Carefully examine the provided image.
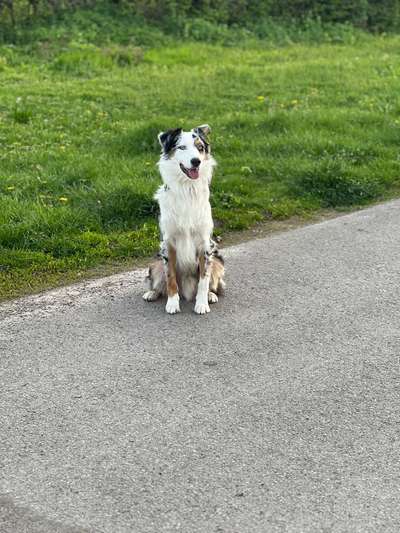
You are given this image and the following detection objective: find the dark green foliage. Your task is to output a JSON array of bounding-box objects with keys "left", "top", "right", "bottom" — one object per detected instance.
[
  {"left": 269, "top": 0, "right": 369, "bottom": 27},
  {"left": 0, "top": 0, "right": 399, "bottom": 36},
  {"left": 367, "top": 0, "right": 400, "bottom": 31}
]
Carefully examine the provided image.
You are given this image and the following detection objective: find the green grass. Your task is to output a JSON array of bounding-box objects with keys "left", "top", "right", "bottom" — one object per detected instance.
[{"left": 1, "top": 26, "right": 400, "bottom": 300}]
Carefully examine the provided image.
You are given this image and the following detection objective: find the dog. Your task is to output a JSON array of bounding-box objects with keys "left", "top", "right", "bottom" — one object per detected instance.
[{"left": 142, "top": 124, "right": 225, "bottom": 314}]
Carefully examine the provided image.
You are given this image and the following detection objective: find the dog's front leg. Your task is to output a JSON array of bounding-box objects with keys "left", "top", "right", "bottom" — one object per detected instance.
[
  {"left": 165, "top": 243, "right": 180, "bottom": 314},
  {"left": 194, "top": 251, "right": 211, "bottom": 315}
]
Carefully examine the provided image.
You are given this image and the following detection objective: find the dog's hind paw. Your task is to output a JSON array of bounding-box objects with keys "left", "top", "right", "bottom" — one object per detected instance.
[
  {"left": 143, "top": 290, "right": 159, "bottom": 302},
  {"left": 166, "top": 294, "right": 180, "bottom": 314},
  {"left": 194, "top": 302, "right": 210, "bottom": 315},
  {"left": 208, "top": 292, "right": 218, "bottom": 304}
]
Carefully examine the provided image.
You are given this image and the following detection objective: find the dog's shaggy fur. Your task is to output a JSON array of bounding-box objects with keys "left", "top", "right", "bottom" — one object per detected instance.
[{"left": 143, "top": 124, "right": 225, "bottom": 314}]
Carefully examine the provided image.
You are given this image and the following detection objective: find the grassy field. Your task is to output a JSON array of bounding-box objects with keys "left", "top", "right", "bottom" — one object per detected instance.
[{"left": 1, "top": 22, "right": 400, "bottom": 300}]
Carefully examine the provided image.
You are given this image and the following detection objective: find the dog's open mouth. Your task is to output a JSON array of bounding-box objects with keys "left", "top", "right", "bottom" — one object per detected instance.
[{"left": 180, "top": 163, "right": 199, "bottom": 180}]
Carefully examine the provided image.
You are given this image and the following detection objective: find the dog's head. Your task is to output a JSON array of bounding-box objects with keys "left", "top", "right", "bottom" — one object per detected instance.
[{"left": 157, "top": 125, "right": 212, "bottom": 181}]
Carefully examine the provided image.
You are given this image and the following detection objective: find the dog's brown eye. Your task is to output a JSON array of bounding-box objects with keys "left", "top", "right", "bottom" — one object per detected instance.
[
  {"left": 178, "top": 146, "right": 186, "bottom": 150},
  {"left": 198, "top": 145, "right": 204, "bottom": 152}
]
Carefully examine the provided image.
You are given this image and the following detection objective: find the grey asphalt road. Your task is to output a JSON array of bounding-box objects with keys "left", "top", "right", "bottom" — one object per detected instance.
[{"left": 1, "top": 201, "right": 400, "bottom": 533}]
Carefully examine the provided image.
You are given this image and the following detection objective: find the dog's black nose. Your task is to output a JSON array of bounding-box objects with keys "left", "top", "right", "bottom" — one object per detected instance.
[{"left": 191, "top": 158, "right": 201, "bottom": 168}]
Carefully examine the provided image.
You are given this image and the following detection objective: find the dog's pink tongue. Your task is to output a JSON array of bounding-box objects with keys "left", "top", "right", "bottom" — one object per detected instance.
[{"left": 188, "top": 168, "right": 199, "bottom": 179}]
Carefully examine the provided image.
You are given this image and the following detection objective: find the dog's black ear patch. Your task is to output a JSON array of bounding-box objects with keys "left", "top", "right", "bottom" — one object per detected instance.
[
  {"left": 193, "top": 124, "right": 211, "bottom": 153},
  {"left": 158, "top": 128, "right": 182, "bottom": 155}
]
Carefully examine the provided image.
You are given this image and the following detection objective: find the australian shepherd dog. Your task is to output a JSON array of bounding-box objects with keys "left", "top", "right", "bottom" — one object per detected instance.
[{"left": 143, "top": 124, "right": 225, "bottom": 314}]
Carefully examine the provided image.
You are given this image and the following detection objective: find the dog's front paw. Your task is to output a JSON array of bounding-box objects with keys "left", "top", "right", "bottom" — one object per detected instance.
[
  {"left": 194, "top": 301, "right": 210, "bottom": 315},
  {"left": 166, "top": 294, "right": 180, "bottom": 314}
]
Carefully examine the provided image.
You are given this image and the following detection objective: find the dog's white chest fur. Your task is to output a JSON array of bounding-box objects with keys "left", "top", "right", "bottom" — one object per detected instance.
[{"left": 155, "top": 157, "right": 215, "bottom": 270}]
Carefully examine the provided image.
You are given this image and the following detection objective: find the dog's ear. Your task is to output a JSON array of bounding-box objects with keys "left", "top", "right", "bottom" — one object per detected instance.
[
  {"left": 193, "top": 124, "right": 211, "bottom": 153},
  {"left": 194, "top": 124, "right": 211, "bottom": 137},
  {"left": 158, "top": 128, "right": 182, "bottom": 154}
]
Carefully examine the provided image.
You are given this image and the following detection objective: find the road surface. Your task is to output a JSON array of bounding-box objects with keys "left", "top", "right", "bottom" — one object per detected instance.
[{"left": 1, "top": 201, "right": 400, "bottom": 532}]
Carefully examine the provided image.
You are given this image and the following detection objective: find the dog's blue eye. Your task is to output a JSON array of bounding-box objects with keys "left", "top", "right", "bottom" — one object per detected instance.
[{"left": 178, "top": 146, "right": 186, "bottom": 150}]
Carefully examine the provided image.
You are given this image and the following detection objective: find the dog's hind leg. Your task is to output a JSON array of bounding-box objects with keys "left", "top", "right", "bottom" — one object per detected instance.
[
  {"left": 143, "top": 260, "right": 165, "bottom": 302},
  {"left": 207, "top": 253, "right": 225, "bottom": 304}
]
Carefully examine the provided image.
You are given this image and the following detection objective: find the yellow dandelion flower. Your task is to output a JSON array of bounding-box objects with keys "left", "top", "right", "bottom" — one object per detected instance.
[
  {"left": 291, "top": 99, "right": 299, "bottom": 105},
  {"left": 59, "top": 197, "right": 68, "bottom": 203},
  {"left": 257, "top": 95, "right": 265, "bottom": 102},
  {"left": 6, "top": 186, "right": 15, "bottom": 191}
]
